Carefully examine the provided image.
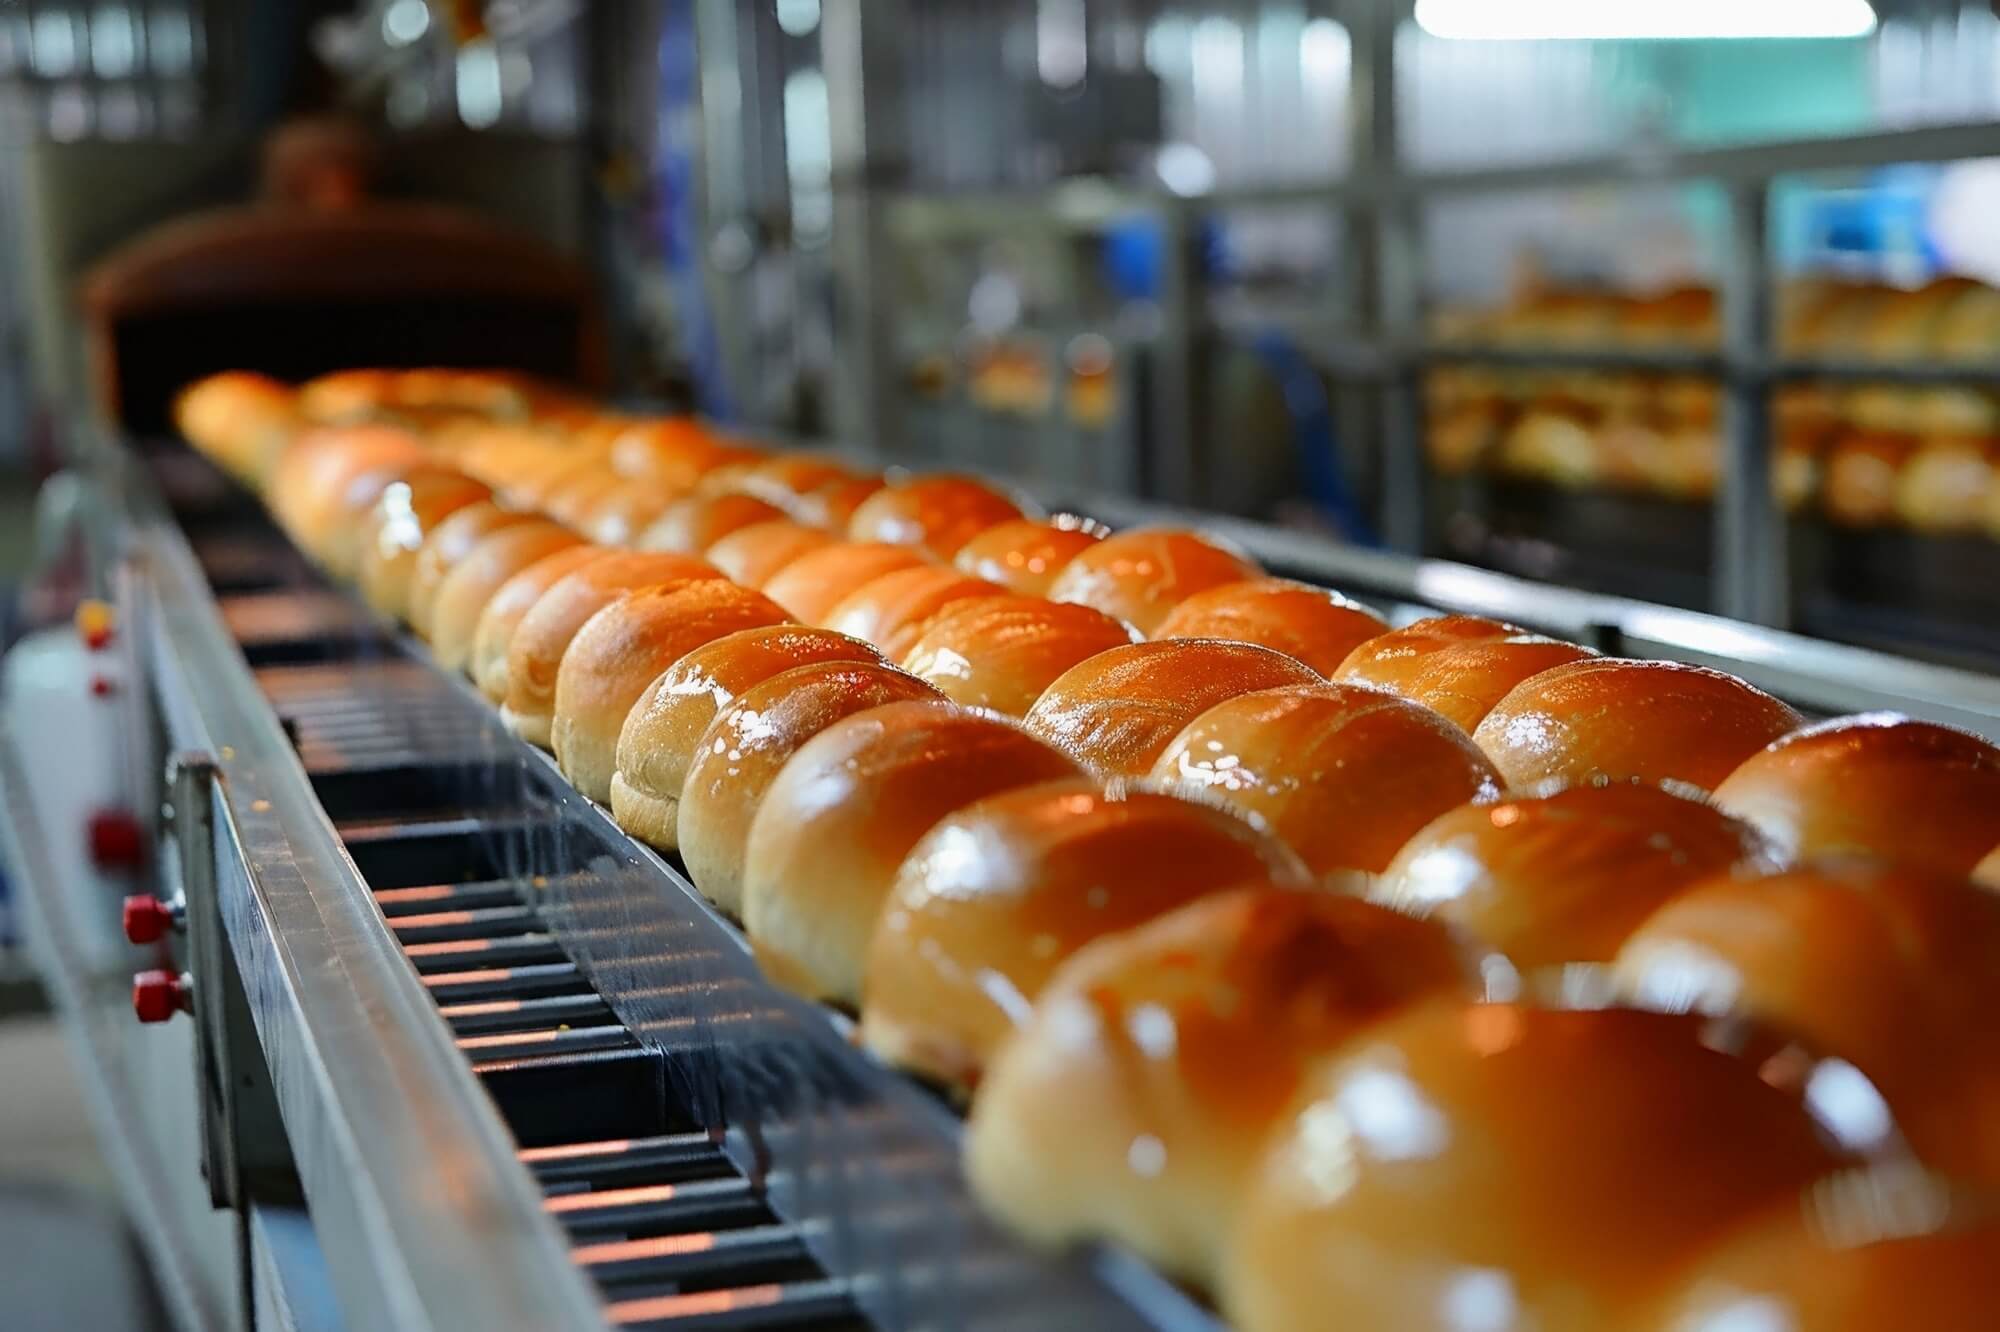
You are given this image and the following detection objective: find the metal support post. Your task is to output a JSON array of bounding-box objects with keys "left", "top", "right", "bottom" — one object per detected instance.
[
  {"left": 1347, "top": 1, "right": 1425, "bottom": 553},
  {"left": 1715, "top": 181, "right": 1788, "bottom": 626},
  {"left": 822, "top": 0, "right": 907, "bottom": 456},
  {"left": 1151, "top": 206, "right": 1203, "bottom": 504},
  {"left": 693, "top": 0, "right": 760, "bottom": 420}
]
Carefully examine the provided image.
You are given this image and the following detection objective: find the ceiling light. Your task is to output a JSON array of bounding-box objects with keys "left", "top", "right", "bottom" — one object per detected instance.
[{"left": 1414, "top": 0, "right": 1877, "bottom": 41}]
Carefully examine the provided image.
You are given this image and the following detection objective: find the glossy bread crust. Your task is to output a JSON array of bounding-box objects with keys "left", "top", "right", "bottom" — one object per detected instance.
[
  {"left": 845, "top": 474, "right": 1027, "bottom": 557},
  {"left": 860, "top": 780, "right": 1311, "bottom": 1089},
  {"left": 1711, "top": 713, "right": 2000, "bottom": 877},
  {"left": 468, "top": 545, "right": 609, "bottom": 696},
  {"left": 425, "top": 521, "right": 583, "bottom": 668},
  {"left": 743, "top": 702, "right": 1083, "bottom": 1005},
  {"left": 951, "top": 517, "right": 1107, "bottom": 596},
  {"left": 1375, "top": 781, "right": 1772, "bottom": 969},
  {"left": 403, "top": 500, "right": 538, "bottom": 635},
  {"left": 759, "top": 542, "right": 930, "bottom": 626},
  {"left": 1222, "top": 1002, "right": 1841, "bottom": 1332},
  {"left": 354, "top": 469, "right": 495, "bottom": 621},
  {"left": 610, "top": 625, "right": 885, "bottom": 850},
  {"left": 821, "top": 566, "right": 1003, "bottom": 660},
  {"left": 899, "top": 596, "right": 1139, "bottom": 718},
  {"left": 1151, "top": 683, "right": 1502, "bottom": 882},
  {"left": 1634, "top": 1188, "right": 2000, "bottom": 1332},
  {"left": 675, "top": 661, "right": 945, "bottom": 913},
  {"left": 1369, "top": 635, "right": 1598, "bottom": 732},
  {"left": 1616, "top": 861, "right": 2000, "bottom": 1185},
  {"left": 967, "top": 889, "right": 1470, "bottom": 1284},
  {"left": 1045, "top": 529, "right": 1262, "bottom": 635},
  {"left": 551, "top": 581, "right": 790, "bottom": 802},
  {"left": 498, "top": 552, "right": 720, "bottom": 746},
  {"left": 704, "top": 520, "right": 839, "bottom": 589},
  {"left": 1023, "top": 639, "right": 1320, "bottom": 777},
  {"left": 636, "top": 491, "right": 788, "bottom": 553},
  {"left": 1474, "top": 658, "right": 1801, "bottom": 792},
  {"left": 1153, "top": 578, "right": 1389, "bottom": 676},
  {"left": 1331, "top": 614, "right": 1521, "bottom": 691}
]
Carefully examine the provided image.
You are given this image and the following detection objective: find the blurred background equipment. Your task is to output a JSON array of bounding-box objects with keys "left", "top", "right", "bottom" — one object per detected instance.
[{"left": 6, "top": 1, "right": 2000, "bottom": 663}]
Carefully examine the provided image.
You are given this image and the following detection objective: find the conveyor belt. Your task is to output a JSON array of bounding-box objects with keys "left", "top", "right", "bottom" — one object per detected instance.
[
  {"left": 230, "top": 607, "right": 870, "bottom": 1330},
  {"left": 154, "top": 445, "right": 1203, "bottom": 1330}
]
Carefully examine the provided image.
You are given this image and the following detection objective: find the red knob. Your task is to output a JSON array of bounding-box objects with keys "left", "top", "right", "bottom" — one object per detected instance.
[
  {"left": 132, "top": 970, "right": 189, "bottom": 1024},
  {"left": 90, "top": 675, "right": 117, "bottom": 698},
  {"left": 88, "top": 809, "right": 146, "bottom": 871},
  {"left": 122, "top": 895, "right": 175, "bottom": 944}
]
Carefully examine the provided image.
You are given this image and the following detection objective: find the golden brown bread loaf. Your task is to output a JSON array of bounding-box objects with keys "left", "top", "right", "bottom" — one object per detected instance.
[
  {"left": 267, "top": 424, "right": 430, "bottom": 574},
  {"left": 538, "top": 466, "right": 623, "bottom": 529},
  {"left": 1633, "top": 1171, "right": 2000, "bottom": 1332},
  {"left": 607, "top": 418, "right": 758, "bottom": 492},
  {"left": 1331, "top": 613, "right": 1522, "bottom": 690},
  {"left": 609, "top": 626, "right": 885, "bottom": 850},
  {"left": 429, "top": 524, "right": 586, "bottom": 670},
  {"left": 497, "top": 552, "right": 719, "bottom": 745},
  {"left": 1023, "top": 639, "right": 1321, "bottom": 777},
  {"left": 1616, "top": 861, "right": 2000, "bottom": 1185},
  {"left": 354, "top": 469, "right": 495, "bottom": 622},
  {"left": 967, "top": 889, "right": 1471, "bottom": 1284},
  {"left": 951, "top": 516, "right": 1108, "bottom": 596},
  {"left": 508, "top": 449, "right": 613, "bottom": 514},
  {"left": 469, "top": 545, "right": 611, "bottom": 697},
  {"left": 1364, "top": 634, "right": 1598, "bottom": 732},
  {"left": 697, "top": 454, "right": 868, "bottom": 518},
  {"left": 844, "top": 473, "right": 1027, "bottom": 557},
  {"left": 821, "top": 566, "right": 1003, "bottom": 661},
  {"left": 742, "top": 702, "right": 1084, "bottom": 1006},
  {"left": 1045, "top": 528, "right": 1262, "bottom": 634},
  {"left": 1374, "top": 781, "right": 1772, "bottom": 969},
  {"left": 1152, "top": 578, "right": 1388, "bottom": 676},
  {"left": 637, "top": 491, "right": 789, "bottom": 554},
  {"left": 1895, "top": 437, "right": 1995, "bottom": 534},
  {"left": 1474, "top": 658, "right": 1802, "bottom": 792},
  {"left": 859, "top": 779, "right": 1311, "bottom": 1089},
  {"left": 402, "top": 501, "right": 539, "bottom": 635},
  {"left": 1710, "top": 713, "right": 2000, "bottom": 877},
  {"left": 798, "top": 473, "right": 887, "bottom": 529},
  {"left": 174, "top": 370, "right": 300, "bottom": 485},
  {"left": 677, "top": 661, "right": 945, "bottom": 913},
  {"left": 1822, "top": 431, "right": 1911, "bottom": 528},
  {"left": 575, "top": 481, "right": 679, "bottom": 547},
  {"left": 551, "top": 582, "right": 790, "bottom": 802},
  {"left": 898, "top": 596, "right": 1138, "bottom": 717},
  {"left": 703, "top": 520, "right": 837, "bottom": 589},
  {"left": 1220, "top": 1002, "right": 1845, "bottom": 1332},
  {"left": 1150, "top": 683, "right": 1501, "bottom": 883},
  {"left": 758, "top": 542, "right": 930, "bottom": 625}
]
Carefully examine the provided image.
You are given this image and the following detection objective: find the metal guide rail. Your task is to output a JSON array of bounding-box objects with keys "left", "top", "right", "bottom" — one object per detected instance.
[
  {"left": 111, "top": 438, "right": 1214, "bottom": 1332},
  {"left": 926, "top": 460, "right": 2000, "bottom": 744}
]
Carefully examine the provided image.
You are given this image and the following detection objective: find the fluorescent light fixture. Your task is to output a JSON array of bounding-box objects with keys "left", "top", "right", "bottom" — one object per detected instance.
[{"left": 1414, "top": 0, "right": 1877, "bottom": 41}]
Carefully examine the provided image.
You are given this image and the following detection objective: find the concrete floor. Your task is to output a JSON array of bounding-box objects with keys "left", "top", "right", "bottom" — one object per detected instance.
[{"left": 0, "top": 1011, "right": 167, "bottom": 1331}]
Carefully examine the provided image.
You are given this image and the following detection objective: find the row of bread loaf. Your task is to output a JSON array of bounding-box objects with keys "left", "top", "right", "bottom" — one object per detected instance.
[
  {"left": 1427, "top": 275, "right": 2000, "bottom": 536},
  {"left": 1429, "top": 275, "right": 2000, "bottom": 362},
  {"left": 1429, "top": 386, "right": 2000, "bottom": 537},
  {"left": 176, "top": 366, "right": 2000, "bottom": 1331}
]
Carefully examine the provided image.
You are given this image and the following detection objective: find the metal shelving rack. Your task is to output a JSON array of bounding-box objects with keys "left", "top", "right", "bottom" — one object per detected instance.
[{"left": 825, "top": 3, "right": 2000, "bottom": 633}]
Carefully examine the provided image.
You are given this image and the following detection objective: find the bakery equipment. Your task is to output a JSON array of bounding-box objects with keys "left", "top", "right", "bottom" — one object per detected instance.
[{"left": 7, "top": 421, "right": 2000, "bottom": 1331}]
